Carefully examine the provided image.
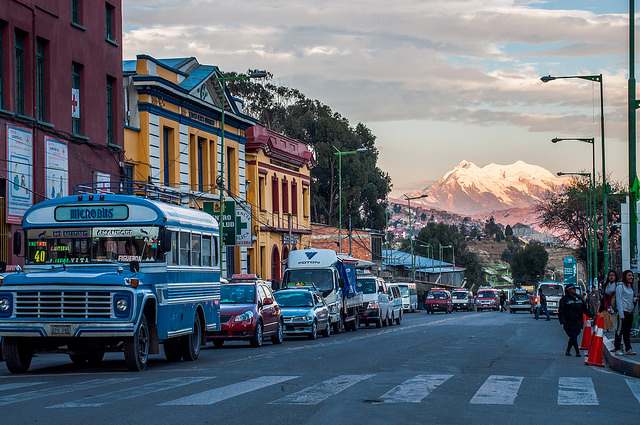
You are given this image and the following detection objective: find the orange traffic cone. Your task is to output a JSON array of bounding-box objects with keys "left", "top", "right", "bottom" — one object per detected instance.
[
  {"left": 583, "top": 313, "right": 588, "bottom": 325},
  {"left": 585, "top": 316, "right": 605, "bottom": 367},
  {"left": 579, "top": 318, "right": 592, "bottom": 350}
]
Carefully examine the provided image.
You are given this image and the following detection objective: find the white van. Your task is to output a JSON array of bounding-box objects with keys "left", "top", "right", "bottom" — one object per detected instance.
[
  {"left": 356, "top": 275, "right": 392, "bottom": 327},
  {"left": 537, "top": 281, "right": 564, "bottom": 314},
  {"left": 395, "top": 282, "right": 418, "bottom": 312}
]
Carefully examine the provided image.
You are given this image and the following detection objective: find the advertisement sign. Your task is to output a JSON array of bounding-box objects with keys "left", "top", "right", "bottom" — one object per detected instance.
[
  {"left": 46, "top": 138, "right": 68, "bottom": 199},
  {"left": 563, "top": 256, "right": 577, "bottom": 286},
  {"left": 235, "top": 204, "right": 252, "bottom": 247},
  {"left": 203, "top": 200, "right": 252, "bottom": 247},
  {"left": 6, "top": 124, "right": 33, "bottom": 224}
]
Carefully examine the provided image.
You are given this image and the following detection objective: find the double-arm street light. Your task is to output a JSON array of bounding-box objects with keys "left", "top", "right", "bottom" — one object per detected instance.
[
  {"left": 439, "top": 245, "right": 454, "bottom": 286},
  {"left": 215, "top": 71, "right": 267, "bottom": 274},
  {"left": 541, "top": 74, "right": 609, "bottom": 277},
  {"left": 334, "top": 146, "right": 367, "bottom": 252},
  {"left": 557, "top": 171, "right": 596, "bottom": 286},
  {"left": 404, "top": 194, "right": 428, "bottom": 282}
]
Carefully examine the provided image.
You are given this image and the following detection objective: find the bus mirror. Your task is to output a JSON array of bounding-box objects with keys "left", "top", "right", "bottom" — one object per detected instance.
[
  {"left": 13, "top": 231, "right": 22, "bottom": 256},
  {"left": 159, "top": 230, "right": 172, "bottom": 254},
  {"left": 338, "top": 277, "right": 344, "bottom": 289},
  {"left": 0, "top": 261, "right": 6, "bottom": 273},
  {"left": 130, "top": 261, "right": 140, "bottom": 273}
]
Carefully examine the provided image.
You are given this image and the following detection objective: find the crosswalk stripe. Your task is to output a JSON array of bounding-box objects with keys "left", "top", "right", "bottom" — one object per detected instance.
[
  {"left": 379, "top": 374, "right": 453, "bottom": 403},
  {"left": 47, "top": 377, "right": 214, "bottom": 408},
  {"left": 558, "top": 377, "right": 598, "bottom": 405},
  {"left": 269, "top": 374, "right": 375, "bottom": 405},
  {"left": 626, "top": 378, "right": 640, "bottom": 405},
  {"left": 470, "top": 375, "right": 523, "bottom": 405},
  {"left": 0, "top": 378, "right": 136, "bottom": 407},
  {"left": 0, "top": 382, "right": 47, "bottom": 392},
  {"left": 159, "top": 376, "right": 297, "bottom": 406}
]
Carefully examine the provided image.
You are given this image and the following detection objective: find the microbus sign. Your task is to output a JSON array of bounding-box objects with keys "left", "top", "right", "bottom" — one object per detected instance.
[
  {"left": 563, "top": 256, "right": 577, "bottom": 286},
  {"left": 55, "top": 205, "right": 129, "bottom": 221}
]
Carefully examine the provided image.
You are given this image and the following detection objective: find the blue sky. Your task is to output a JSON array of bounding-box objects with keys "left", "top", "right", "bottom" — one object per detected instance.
[{"left": 122, "top": 0, "right": 637, "bottom": 196}]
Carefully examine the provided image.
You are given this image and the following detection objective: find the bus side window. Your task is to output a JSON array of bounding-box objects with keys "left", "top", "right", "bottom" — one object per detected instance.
[
  {"left": 179, "top": 231, "right": 191, "bottom": 266},
  {"left": 169, "top": 231, "right": 178, "bottom": 265},
  {"left": 202, "top": 235, "right": 212, "bottom": 266},
  {"left": 213, "top": 236, "right": 219, "bottom": 267},
  {"left": 191, "top": 233, "right": 201, "bottom": 266}
]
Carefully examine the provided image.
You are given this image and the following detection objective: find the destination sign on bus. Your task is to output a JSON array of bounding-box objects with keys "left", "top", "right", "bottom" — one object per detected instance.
[{"left": 55, "top": 205, "right": 129, "bottom": 221}]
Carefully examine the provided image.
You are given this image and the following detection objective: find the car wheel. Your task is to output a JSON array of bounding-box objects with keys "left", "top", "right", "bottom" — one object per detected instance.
[
  {"left": 181, "top": 313, "right": 202, "bottom": 361},
  {"left": 382, "top": 313, "right": 389, "bottom": 327},
  {"left": 212, "top": 339, "right": 225, "bottom": 348},
  {"left": 3, "top": 337, "right": 33, "bottom": 373},
  {"left": 321, "top": 320, "right": 331, "bottom": 337},
  {"left": 271, "top": 319, "right": 284, "bottom": 344},
  {"left": 308, "top": 320, "right": 318, "bottom": 340},
  {"left": 250, "top": 320, "right": 264, "bottom": 347},
  {"left": 124, "top": 313, "right": 150, "bottom": 372},
  {"left": 164, "top": 337, "right": 182, "bottom": 361},
  {"left": 396, "top": 312, "right": 402, "bottom": 325},
  {"left": 333, "top": 317, "right": 343, "bottom": 334},
  {"left": 376, "top": 316, "right": 383, "bottom": 328}
]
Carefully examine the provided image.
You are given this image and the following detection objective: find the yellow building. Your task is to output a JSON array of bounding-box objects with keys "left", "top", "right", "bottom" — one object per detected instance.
[
  {"left": 245, "top": 124, "right": 316, "bottom": 282},
  {"left": 122, "top": 55, "right": 256, "bottom": 276}
]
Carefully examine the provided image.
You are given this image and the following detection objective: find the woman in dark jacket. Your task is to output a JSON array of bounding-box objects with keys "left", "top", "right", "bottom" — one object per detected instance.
[{"left": 558, "top": 284, "right": 593, "bottom": 357}]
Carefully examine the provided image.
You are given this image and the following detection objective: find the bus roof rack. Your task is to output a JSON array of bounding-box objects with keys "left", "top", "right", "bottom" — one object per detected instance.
[{"left": 73, "top": 181, "right": 184, "bottom": 205}]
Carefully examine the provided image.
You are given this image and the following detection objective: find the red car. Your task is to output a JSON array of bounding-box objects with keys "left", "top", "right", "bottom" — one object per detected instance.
[
  {"left": 207, "top": 275, "right": 283, "bottom": 348},
  {"left": 424, "top": 289, "right": 453, "bottom": 314}
]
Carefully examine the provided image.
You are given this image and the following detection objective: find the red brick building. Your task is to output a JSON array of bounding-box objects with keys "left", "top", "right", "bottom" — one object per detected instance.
[
  {"left": 310, "top": 223, "right": 384, "bottom": 264},
  {"left": 0, "top": 1, "right": 124, "bottom": 268}
]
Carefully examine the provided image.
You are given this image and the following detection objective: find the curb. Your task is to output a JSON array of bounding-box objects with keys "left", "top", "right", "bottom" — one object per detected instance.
[{"left": 602, "top": 334, "right": 640, "bottom": 377}]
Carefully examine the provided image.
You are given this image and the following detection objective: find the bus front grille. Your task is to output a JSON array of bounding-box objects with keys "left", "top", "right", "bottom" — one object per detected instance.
[{"left": 15, "top": 291, "right": 112, "bottom": 319}]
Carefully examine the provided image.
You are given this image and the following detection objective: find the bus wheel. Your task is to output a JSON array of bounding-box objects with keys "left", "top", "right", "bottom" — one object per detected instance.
[
  {"left": 164, "top": 338, "right": 182, "bottom": 362},
  {"left": 124, "top": 314, "right": 149, "bottom": 371},
  {"left": 182, "top": 313, "right": 202, "bottom": 361},
  {"left": 3, "top": 337, "right": 33, "bottom": 373}
]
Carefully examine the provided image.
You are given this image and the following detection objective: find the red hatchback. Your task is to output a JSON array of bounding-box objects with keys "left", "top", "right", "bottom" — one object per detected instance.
[
  {"left": 425, "top": 289, "right": 453, "bottom": 314},
  {"left": 207, "top": 275, "right": 283, "bottom": 348}
]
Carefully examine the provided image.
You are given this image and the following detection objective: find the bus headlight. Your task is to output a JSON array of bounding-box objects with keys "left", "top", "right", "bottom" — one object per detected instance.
[
  {"left": 0, "top": 293, "right": 12, "bottom": 317},
  {"left": 0, "top": 298, "right": 10, "bottom": 311},
  {"left": 114, "top": 293, "right": 132, "bottom": 318}
]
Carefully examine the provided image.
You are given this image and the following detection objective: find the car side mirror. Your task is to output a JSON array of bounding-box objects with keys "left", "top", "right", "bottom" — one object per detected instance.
[
  {"left": 0, "top": 261, "right": 6, "bottom": 273},
  {"left": 159, "top": 229, "right": 172, "bottom": 254},
  {"left": 263, "top": 298, "right": 273, "bottom": 305},
  {"left": 13, "top": 231, "right": 22, "bottom": 256},
  {"left": 338, "top": 277, "right": 344, "bottom": 289}
]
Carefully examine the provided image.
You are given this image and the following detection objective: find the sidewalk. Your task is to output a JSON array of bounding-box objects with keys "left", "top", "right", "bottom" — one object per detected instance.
[{"left": 602, "top": 331, "right": 640, "bottom": 377}]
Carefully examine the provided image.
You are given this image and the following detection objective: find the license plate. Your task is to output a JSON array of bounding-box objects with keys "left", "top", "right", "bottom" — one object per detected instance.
[{"left": 51, "top": 325, "right": 71, "bottom": 335}]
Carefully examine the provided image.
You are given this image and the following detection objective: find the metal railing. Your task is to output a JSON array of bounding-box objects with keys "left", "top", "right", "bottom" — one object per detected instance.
[{"left": 73, "top": 180, "right": 183, "bottom": 205}]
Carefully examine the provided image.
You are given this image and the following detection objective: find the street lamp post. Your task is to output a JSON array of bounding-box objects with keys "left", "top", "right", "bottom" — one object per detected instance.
[
  {"left": 215, "top": 71, "right": 267, "bottom": 276},
  {"left": 557, "top": 171, "right": 595, "bottom": 286},
  {"left": 553, "top": 137, "right": 597, "bottom": 284},
  {"left": 439, "top": 245, "right": 453, "bottom": 286},
  {"left": 541, "top": 74, "right": 608, "bottom": 277},
  {"left": 404, "top": 194, "right": 428, "bottom": 282},
  {"left": 333, "top": 146, "right": 367, "bottom": 252}
]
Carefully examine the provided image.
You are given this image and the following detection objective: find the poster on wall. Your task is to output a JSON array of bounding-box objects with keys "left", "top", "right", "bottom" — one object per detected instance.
[
  {"left": 46, "top": 138, "right": 68, "bottom": 199},
  {"left": 94, "top": 171, "right": 111, "bottom": 193},
  {"left": 6, "top": 124, "right": 33, "bottom": 224}
]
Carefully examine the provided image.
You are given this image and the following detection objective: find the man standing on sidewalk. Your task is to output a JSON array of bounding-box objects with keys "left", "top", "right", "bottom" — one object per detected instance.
[{"left": 535, "top": 287, "right": 550, "bottom": 321}]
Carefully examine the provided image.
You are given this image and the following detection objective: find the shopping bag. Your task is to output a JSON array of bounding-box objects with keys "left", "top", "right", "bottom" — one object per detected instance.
[{"left": 599, "top": 311, "right": 612, "bottom": 330}]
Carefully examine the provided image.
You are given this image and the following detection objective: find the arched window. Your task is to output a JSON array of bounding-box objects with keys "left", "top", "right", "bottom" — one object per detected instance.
[{"left": 271, "top": 245, "right": 281, "bottom": 282}]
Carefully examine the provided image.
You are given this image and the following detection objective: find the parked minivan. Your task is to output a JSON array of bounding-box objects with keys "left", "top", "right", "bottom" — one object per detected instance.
[
  {"left": 356, "top": 275, "right": 392, "bottom": 327},
  {"left": 537, "top": 281, "right": 565, "bottom": 315},
  {"left": 395, "top": 282, "right": 418, "bottom": 312},
  {"left": 386, "top": 283, "right": 404, "bottom": 325},
  {"left": 475, "top": 288, "right": 500, "bottom": 311},
  {"left": 451, "top": 288, "right": 474, "bottom": 311}
]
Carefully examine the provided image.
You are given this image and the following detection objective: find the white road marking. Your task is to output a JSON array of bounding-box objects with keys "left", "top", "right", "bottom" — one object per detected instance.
[
  {"left": 626, "top": 378, "right": 640, "bottom": 404},
  {"left": 380, "top": 374, "right": 453, "bottom": 403},
  {"left": 0, "top": 382, "right": 47, "bottom": 392},
  {"left": 47, "top": 377, "right": 214, "bottom": 408},
  {"left": 470, "top": 375, "right": 524, "bottom": 405},
  {"left": 269, "top": 374, "right": 375, "bottom": 405},
  {"left": 0, "top": 378, "right": 136, "bottom": 407},
  {"left": 558, "top": 377, "right": 598, "bottom": 405},
  {"left": 160, "top": 376, "right": 297, "bottom": 406}
]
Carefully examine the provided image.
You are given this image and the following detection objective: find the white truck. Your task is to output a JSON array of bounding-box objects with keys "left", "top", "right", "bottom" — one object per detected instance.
[{"left": 282, "top": 249, "right": 363, "bottom": 333}]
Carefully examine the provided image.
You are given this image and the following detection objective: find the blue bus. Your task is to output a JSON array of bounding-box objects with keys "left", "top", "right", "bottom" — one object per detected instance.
[{"left": 0, "top": 183, "right": 220, "bottom": 372}]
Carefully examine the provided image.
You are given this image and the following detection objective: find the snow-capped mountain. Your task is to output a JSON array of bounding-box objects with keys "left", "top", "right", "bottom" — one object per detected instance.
[{"left": 406, "top": 160, "right": 566, "bottom": 215}]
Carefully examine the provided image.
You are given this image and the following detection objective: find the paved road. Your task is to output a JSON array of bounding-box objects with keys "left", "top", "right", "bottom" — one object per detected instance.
[{"left": 0, "top": 311, "right": 638, "bottom": 424}]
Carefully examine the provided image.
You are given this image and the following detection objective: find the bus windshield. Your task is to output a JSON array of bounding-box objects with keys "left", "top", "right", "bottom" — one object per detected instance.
[{"left": 26, "top": 227, "right": 161, "bottom": 265}]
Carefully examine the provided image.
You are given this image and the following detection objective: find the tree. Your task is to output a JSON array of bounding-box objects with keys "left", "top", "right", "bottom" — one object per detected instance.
[
  {"left": 510, "top": 242, "right": 549, "bottom": 285},
  {"left": 226, "top": 73, "right": 392, "bottom": 230},
  {"left": 505, "top": 225, "right": 513, "bottom": 238},
  {"left": 484, "top": 216, "right": 504, "bottom": 241}
]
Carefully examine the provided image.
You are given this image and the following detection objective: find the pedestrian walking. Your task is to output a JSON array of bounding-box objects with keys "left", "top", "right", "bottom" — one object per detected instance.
[
  {"left": 535, "top": 287, "right": 550, "bottom": 321},
  {"left": 587, "top": 284, "right": 601, "bottom": 318},
  {"left": 499, "top": 290, "right": 507, "bottom": 312},
  {"left": 558, "top": 283, "right": 593, "bottom": 357},
  {"left": 613, "top": 270, "right": 639, "bottom": 356}
]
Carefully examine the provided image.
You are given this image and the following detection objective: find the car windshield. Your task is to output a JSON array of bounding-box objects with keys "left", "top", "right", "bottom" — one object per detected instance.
[
  {"left": 398, "top": 286, "right": 409, "bottom": 296},
  {"left": 283, "top": 269, "right": 333, "bottom": 292},
  {"left": 356, "top": 278, "right": 377, "bottom": 294},
  {"left": 512, "top": 294, "right": 530, "bottom": 301},
  {"left": 452, "top": 292, "right": 467, "bottom": 299},
  {"left": 477, "top": 292, "right": 495, "bottom": 298},
  {"left": 427, "top": 292, "right": 447, "bottom": 300},
  {"left": 539, "top": 284, "right": 563, "bottom": 297},
  {"left": 274, "top": 291, "right": 314, "bottom": 308},
  {"left": 220, "top": 285, "right": 256, "bottom": 304}
]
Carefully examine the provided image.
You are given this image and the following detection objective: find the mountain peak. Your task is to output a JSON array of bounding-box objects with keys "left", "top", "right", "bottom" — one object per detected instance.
[{"left": 455, "top": 160, "right": 474, "bottom": 170}]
